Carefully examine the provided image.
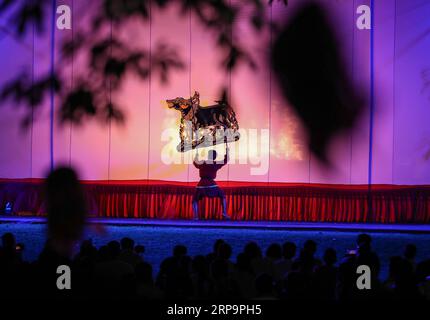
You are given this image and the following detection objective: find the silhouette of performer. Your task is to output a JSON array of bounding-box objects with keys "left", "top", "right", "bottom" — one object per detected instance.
[{"left": 192, "top": 144, "right": 230, "bottom": 220}]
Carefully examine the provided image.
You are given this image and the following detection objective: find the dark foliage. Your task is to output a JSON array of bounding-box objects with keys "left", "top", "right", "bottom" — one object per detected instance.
[
  {"left": 0, "top": 0, "right": 283, "bottom": 126},
  {"left": 0, "top": 0, "right": 370, "bottom": 163},
  {"left": 271, "top": 3, "right": 365, "bottom": 164}
]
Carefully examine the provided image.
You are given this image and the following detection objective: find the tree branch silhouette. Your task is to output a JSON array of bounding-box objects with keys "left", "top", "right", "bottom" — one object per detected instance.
[
  {"left": 0, "top": 0, "right": 287, "bottom": 127},
  {"left": 1, "top": 0, "right": 369, "bottom": 165}
]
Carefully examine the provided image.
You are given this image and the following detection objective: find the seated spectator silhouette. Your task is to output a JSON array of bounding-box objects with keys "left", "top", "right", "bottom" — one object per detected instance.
[
  {"left": 274, "top": 241, "right": 296, "bottom": 280},
  {"left": 284, "top": 261, "right": 311, "bottom": 299},
  {"left": 119, "top": 237, "right": 143, "bottom": 267},
  {"left": 135, "top": 262, "right": 163, "bottom": 299},
  {"left": 0, "top": 233, "right": 22, "bottom": 267},
  {"left": 73, "top": 239, "right": 98, "bottom": 296},
  {"left": 210, "top": 255, "right": 238, "bottom": 298},
  {"left": 212, "top": 242, "right": 234, "bottom": 274},
  {"left": 418, "top": 272, "right": 430, "bottom": 299},
  {"left": 338, "top": 234, "right": 381, "bottom": 300},
  {"left": 313, "top": 248, "right": 338, "bottom": 300},
  {"left": 93, "top": 240, "right": 135, "bottom": 298},
  {"left": 231, "top": 252, "right": 256, "bottom": 299},
  {"left": 416, "top": 258, "right": 430, "bottom": 300},
  {"left": 355, "top": 234, "right": 381, "bottom": 297},
  {"left": 206, "top": 239, "right": 225, "bottom": 264},
  {"left": 244, "top": 241, "right": 268, "bottom": 275},
  {"left": 264, "top": 243, "right": 282, "bottom": 279},
  {"left": 384, "top": 256, "right": 402, "bottom": 292},
  {"left": 295, "top": 240, "right": 322, "bottom": 275},
  {"left": 404, "top": 243, "right": 417, "bottom": 271},
  {"left": 338, "top": 249, "right": 358, "bottom": 301},
  {"left": 356, "top": 234, "right": 380, "bottom": 276},
  {"left": 385, "top": 256, "right": 423, "bottom": 300},
  {"left": 0, "top": 233, "right": 26, "bottom": 299},
  {"left": 157, "top": 245, "right": 193, "bottom": 298},
  {"left": 135, "top": 244, "right": 145, "bottom": 257},
  {"left": 255, "top": 273, "right": 277, "bottom": 300},
  {"left": 190, "top": 255, "right": 212, "bottom": 299}
]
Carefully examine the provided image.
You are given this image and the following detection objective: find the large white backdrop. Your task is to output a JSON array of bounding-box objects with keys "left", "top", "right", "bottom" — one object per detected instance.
[{"left": 1, "top": 0, "right": 430, "bottom": 185}]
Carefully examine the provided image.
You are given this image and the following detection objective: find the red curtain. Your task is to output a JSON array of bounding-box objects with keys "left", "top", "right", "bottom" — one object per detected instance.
[{"left": 1, "top": 179, "right": 429, "bottom": 223}]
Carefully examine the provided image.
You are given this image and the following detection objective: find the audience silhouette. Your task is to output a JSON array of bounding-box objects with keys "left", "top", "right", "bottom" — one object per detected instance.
[
  {"left": 0, "top": 231, "right": 429, "bottom": 300},
  {"left": 1, "top": 167, "right": 429, "bottom": 300}
]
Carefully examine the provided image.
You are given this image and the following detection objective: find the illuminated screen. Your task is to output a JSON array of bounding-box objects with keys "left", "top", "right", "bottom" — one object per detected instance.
[{"left": 1, "top": 0, "right": 430, "bottom": 185}]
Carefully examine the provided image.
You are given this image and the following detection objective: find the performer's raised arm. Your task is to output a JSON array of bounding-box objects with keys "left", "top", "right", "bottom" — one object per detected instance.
[
  {"left": 224, "top": 143, "right": 230, "bottom": 164},
  {"left": 193, "top": 151, "right": 202, "bottom": 168}
]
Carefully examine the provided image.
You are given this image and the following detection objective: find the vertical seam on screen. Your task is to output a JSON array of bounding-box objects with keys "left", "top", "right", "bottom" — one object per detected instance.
[
  {"left": 368, "top": 0, "right": 375, "bottom": 186},
  {"left": 392, "top": 0, "right": 397, "bottom": 184},
  {"left": 187, "top": 7, "right": 191, "bottom": 184},
  {"left": 308, "top": 35, "right": 311, "bottom": 191},
  {"left": 227, "top": 0, "right": 232, "bottom": 186},
  {"left": 69, "top": 0, "right": 74, "bottom": 167},
  {"left": 30, "top": 12, "right": 35, "bottom": 178},
  {"left": 268, "top": 4, "right": 272, "bottom": 184},
  {"left": 49, "top": 0, "right": 57, "bottom": 171},
  {"left": 367, "top": 0, "right": 375, "bottom": 218},
  {"left": 146, "top": 2, "right": 152, "bottom": 181},
  {"left": 350, "top": 0, "right": 355, "bottom": 184},
  {"left": 107, "top": 19, "right": 112, "bottom": 181}
]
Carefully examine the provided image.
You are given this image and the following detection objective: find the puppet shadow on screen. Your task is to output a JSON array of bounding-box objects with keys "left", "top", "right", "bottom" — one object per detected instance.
[{"left": 166, "top": 91, "right": 240, "bottom": 152}]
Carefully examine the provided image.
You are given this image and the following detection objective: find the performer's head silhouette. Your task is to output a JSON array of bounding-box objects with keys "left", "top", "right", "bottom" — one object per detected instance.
[{"left": 208, "top": 150, "right": 217, "bottom": 162}]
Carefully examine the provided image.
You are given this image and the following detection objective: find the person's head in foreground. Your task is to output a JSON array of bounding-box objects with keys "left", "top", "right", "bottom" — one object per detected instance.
[{"left": 44, "top": 166, "right": 86, "bottom": 257}]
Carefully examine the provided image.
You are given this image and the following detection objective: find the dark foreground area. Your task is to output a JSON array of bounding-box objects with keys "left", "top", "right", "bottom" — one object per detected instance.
[{"left": 1, "top": 221, "right": 430, "bottom": 300}]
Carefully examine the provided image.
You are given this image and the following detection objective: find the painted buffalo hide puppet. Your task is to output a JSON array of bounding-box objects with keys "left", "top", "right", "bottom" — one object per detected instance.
[{"left": 166, "top": 91, "right": 240, "bottom": 152}]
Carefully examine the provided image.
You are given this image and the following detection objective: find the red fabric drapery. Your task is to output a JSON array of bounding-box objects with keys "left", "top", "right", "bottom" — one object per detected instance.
[{"left": 1, "top": 179, "right": 430, "bottom": 223}]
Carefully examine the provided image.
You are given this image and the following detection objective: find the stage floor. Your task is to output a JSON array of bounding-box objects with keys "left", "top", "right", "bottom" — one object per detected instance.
[{"left": 1, "top": 216, "right": 429, "bottom": 234}]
